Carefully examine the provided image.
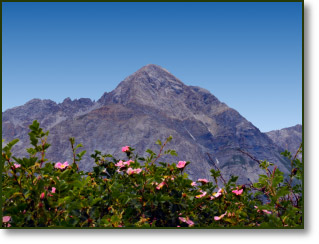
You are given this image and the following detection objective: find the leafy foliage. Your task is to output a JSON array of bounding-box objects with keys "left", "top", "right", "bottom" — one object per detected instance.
[{"left": 1, "top": 121, "right": 303, "bottom": 228}]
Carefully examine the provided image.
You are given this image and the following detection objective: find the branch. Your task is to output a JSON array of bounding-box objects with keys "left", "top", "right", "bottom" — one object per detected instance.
[
  {"left": 206, "top": 153, "right": 227, "bottom": 185},
  {"left": 151, "top": 138, "right": 170, "bottom": 165},
  {"left": 237, "top": 148, "right": 261, "bottom": 165},
  {"left": 237, "top": 148, "right": 272, "bottom": 175}
]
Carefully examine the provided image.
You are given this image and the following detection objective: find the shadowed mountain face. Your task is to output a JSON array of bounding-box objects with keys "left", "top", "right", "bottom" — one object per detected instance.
[{"left": 2, "top": 64, "right": 293, "bottom": 183}]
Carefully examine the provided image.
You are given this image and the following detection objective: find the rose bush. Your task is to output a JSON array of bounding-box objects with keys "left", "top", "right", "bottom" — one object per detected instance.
[{"left": 1, "top": 121, "right": 303, "bottom": 228}]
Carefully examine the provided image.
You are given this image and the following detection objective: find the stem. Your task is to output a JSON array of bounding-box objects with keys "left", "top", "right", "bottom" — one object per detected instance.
[
  {"left": 151, "top": 139, "right": 169, "bottom": 165},
  {"left": 237, "top": 149, "right": 272, "bottom": 175},
  {"left": 40, "top": 138, "right": 47, "bottom": 167},
  {"left": 6, "top": 158, "right": 26, "bottom": 200},
  {"left": 70, "top": 140, "right": 79, "bottom": 171},
  {"left": 293, "top": 144, "right": 302, "bottom": 161},
  {"left": 289, "top": 144, "right": 302, "bottom": 186},
  {"left": 207, "top": 153, "right": 226, "bottom": 186}
]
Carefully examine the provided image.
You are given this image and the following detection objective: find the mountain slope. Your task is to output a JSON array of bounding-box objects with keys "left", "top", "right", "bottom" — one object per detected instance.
[
  {"left": 266, "top": 124, "right": 302, "bottom": 157},
  {"left": 2, "top": 64, "right": 292, "bottom": 183}
]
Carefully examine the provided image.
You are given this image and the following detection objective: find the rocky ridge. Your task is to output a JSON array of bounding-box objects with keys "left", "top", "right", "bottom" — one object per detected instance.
[
  {"left": 266, "top": 124, "right": 302, "bottom": 158},
  {"left": 2, "top": 64, "right": 297, "bottom": 183}
]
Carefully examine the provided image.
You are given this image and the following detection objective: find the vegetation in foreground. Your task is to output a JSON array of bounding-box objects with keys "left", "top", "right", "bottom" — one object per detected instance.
[{"left": 1, "top": 121, "right": 303, "bottom": 228}]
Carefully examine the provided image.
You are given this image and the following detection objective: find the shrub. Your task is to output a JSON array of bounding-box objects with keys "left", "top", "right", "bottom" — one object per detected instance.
[{"left": 1, "top": 121, "right": 303, "bottom": 228}]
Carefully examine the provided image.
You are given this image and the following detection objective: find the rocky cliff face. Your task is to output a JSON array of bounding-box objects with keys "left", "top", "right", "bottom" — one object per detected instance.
[
  {"left": 266, "top": 124, "right": 302, "bottom": 158},
  {"left": 2, "top": 64, "right": 293, "bottom": 183}
]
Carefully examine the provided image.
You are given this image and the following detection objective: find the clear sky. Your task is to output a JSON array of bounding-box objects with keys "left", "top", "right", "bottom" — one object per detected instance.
[{"left": 2, "top": 2, "right": 302, "bottom": 132}]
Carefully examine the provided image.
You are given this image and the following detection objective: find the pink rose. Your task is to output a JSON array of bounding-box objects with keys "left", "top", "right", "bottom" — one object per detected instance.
[
  {"left": 177, "top": 161, "right": 186, "bottom": 169},
  {"left": 54, "top": 162, "right": 62, "bottom": 169},
  {"left": 117, "top": 160, "right": 133, "bottom": 168},
  {"left": 156, "top": 181, "right": 165, "bottom": 190},
  {"left": 186, "top": 219, "right": 194, "bottom": 227},
  {"left": 124, "top": 160, "right": 134, "bottom": 166},
  {"left": 210, "top": 188, "right": 223, "bottom": 200},
  {"left": 198, "top": 178, "right": 209, "bottom": 184},
  {"left": 195, "top": 190, "right": 207, "bottom": 198},
  {"left": 115, "top": 160, "right": 124, "bottom": 167},
  {"left": 127, "top": 167, "right": 134, "bottom": 175},
  {"left": 214, "top": 211, "right": 227, "bottom": 221},
  {"left": 122, "top": 146, "right": 130, "bottom": 152},
  {"left": 54, "top": 161, "right": 69, "bottom": 170},
  {"left": 51, "top": 187, "right": 56, "bottom": 193},
  {"left": 2, "top": 216, "right": 11, "bottom": 223},
  {"left": 60, "top": 161, "right": 69, "bottom": 169},
  {"left": 179, "top": 217, "right": 194, "bottom": 227},
  {"left": 262, "top": 210, "right": 272, "bottom": 214},
  {"left": 127, "top": 168, "right": 142, "bottom": 175},
  {"left": 232, "top": 188, "right": 243, "bottom": 195},
  {"left": 14, "top": 163, "right": 21, "bottom": 168},
  {"left": 179, "top": 217, "right": 186, "bottom": 222},
  {"left": 40, "top": 192, "right": 45, "bottom": 200},
  {"left": 191, "top": 181, "right": 197, "bottom": 187}
]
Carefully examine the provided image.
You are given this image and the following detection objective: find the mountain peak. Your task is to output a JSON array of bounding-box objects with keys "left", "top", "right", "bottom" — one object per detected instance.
[
  {"left": 125, "top": 64, "right": 183, "bottom": 87},
  {"left": 98, "top": 64, "right": 186, "bottom": 105},
  {"left": 3, "top": 65, "right": 295, "bottom": 184},
  {"left": 137, "top": 64, "right": 170, "bottom": 74}
]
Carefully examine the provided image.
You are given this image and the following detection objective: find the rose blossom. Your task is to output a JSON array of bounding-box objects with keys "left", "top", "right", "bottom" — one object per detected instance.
[
  {"left": 262, "top": 210, "right": 272, "bottom": 214},
  {"left": 2, "top": 216, "right": 11, "bottom": 223},
  {"left": 156, "top": 181, "right": 165, "bottom": 190},
  {"left": 115, "top": 160, "right": 124, "bottom": 167},
  {"left": 214, "top": 211, "right": 227, "bottom": 221},
  {"left": 198, "top": 178, "right": 209, "bottom": 184},
  {"left": 191, "top": 181, "right": 197, "bottom": 187},
  {"left": 232, "top": 188, "right": 243, "bottom": 195},
  {"left": 186, "top": 219, "right": 194, "bottom": 227},
  {"left": 210, "top": 188, "right": 223, "bottom": 200},
  {"left": 124, "top": 160, "right": 134, "bottom": 166},
  {"left": 195, "top": 190, "right": 207, "bottom": 198},
  {"left": 176, "top": 161, "right": 186, "bottom": 169},
  {"left": 122, "top": 146, "right": 130, "bottom": 152},
  {"left": 179, "top": 217, "right": 186, "bottom": 222},
  {"left": 127, "top": 168, "right": 142, "bottom": 175},
  {"left": 54, "top": 161, "right": 69, "bottom": 170},
  {"left": 127, "top": 168, "right": 134, "bottom": 175},
  {"left": 54, "top": 162, "right": 62, "bottom": 169},
  {"left": 179, "top": 216, "right": 194, "bottom": 227}
]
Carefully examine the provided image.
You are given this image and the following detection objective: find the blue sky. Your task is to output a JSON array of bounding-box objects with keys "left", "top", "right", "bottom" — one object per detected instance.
[{"left": 2, "top": 2, "right": 302, "bottom": 132}]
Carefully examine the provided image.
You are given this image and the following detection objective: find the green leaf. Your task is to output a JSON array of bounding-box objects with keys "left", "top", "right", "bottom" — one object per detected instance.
[
  {"left": 169, "top": 150, "right": 178, "bottom": 157},
  {"left": 75, "top": 144, "right": 83, "bottom": 150},
  {"left": 3, "top": 138, "right": 20, "bottom": 156},
  {"left": 146, "top": 149, "right": 155, "bottom": 155},
  {"left": 29, "top": 120, "right": 40, "bottom": 131}
]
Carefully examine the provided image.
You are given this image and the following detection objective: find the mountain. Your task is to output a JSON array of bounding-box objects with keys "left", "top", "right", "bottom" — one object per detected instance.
[
  {"left": 266, "top": 124, "right": 302, "bottom": 158},
  {"left": 2, "top": 64, "right": 292, "bottom": 184}
]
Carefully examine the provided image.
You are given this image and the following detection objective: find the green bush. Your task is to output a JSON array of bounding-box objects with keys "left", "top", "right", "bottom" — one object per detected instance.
[{"left": 1, "top": 121, "right": 303, "bottom": 228}]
